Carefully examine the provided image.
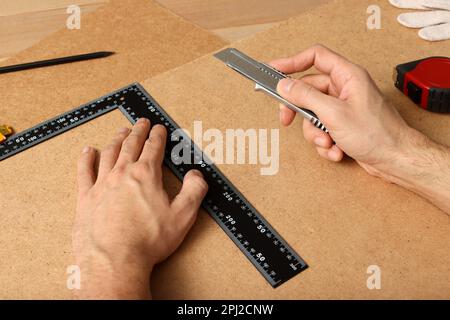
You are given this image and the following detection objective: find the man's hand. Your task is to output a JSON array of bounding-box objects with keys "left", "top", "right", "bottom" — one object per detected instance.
[
  {"left": 270, "top": 44, "right": 450, "bottom": 213},
  {"left": 271, "top": 44, "right": 410, "bottom": 171},
  {"left": 74, "top": 118, "right": 208, "bottom": 299}
]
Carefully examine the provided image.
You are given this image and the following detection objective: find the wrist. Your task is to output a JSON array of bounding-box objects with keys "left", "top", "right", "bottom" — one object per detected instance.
[
  {"left": 379, "top": 127, "right": 432, "bottom": 184},
  {"left": 74, "top": 252, "right": 154, "bottom": 299},
  {"left": 373, "top": 126, "right": 450, "bottom": 212},
  {"left": 377, "top": 126, "right": 426, "bottom": 180}
]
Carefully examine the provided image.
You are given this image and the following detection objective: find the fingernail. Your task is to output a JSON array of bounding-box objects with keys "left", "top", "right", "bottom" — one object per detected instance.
[
  {"left": 189, "top": 169, "right": 203, "bottom": 178},
  {"left": 278, "top": 78, "right": 294, "bottom": 94},
  {"left": 137, "top": 118, "right": 149, "bottom": 124},
  {"left": 328, "top": 148, "right": 340, "bottom": 162},
  {"left": 117, "top": 127, "right": 129, "bottom": 134},
  {"left": 82, "top": 146, "right": 91, "bottom": 154},
  {"left": 314, "top": 137, "right": 328, "bottom": 148}
]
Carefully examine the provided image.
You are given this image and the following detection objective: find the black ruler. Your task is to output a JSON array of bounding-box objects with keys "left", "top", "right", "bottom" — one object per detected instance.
[{"left": 0, "top": 83, "right": 307, "bottom": 287}]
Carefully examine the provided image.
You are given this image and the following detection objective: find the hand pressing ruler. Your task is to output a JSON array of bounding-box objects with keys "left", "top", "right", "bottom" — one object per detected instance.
[{"left": 0, "top": 83, "right": 308, "bottom": 287}]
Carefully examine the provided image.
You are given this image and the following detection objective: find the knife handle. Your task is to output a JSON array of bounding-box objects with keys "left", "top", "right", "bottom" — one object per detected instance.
[{"left": 254, "top": 84, "right": 329, "bottom": 133}]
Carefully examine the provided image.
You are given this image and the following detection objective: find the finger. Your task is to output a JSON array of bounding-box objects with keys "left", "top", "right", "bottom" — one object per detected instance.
[
  {"left": 77, "top": 146, "right": 97, "bottom": 195},
  {"left": 171, "top": 170, "right": 208, "bottom": 227},
  {"left": 316, "top": 145, "right": 344, "bottom": 162},
  {"left": 300, "top": 74, "right": 333, "bottom": 95},
  {"left": 269, "top": 44, "right": 356, "bottom": 76},
  {"left": 279, "top": 74, "right": 333, "bottom": 127},
  {"left": 279, "top": 104, "right": 296, "bottom": 126},
  {"left": 139, "top": 124, "right": 167, "bottom": 167},
  {"left": 97, "top": 127, "right": 130, "bottom": 181},
  {"left": 115, "top": 118, "right": 151, "bottom": 167},
  {"left": 303, "top": 119, "right": 333, "bottom": 149},
  {"left": 277, "top": 77, "right": 344, "bottom": 126}
]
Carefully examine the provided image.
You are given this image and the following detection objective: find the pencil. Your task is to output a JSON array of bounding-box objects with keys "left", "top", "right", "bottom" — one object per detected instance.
[{"left": 0, "top": 51, "right": 115, "bottom": 74}]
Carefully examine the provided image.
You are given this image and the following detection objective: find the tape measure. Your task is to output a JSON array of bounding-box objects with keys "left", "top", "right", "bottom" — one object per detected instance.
[
  {"left": 394, "top": 57, "right": 450, "bottom": 113},
  {"left": 0, "top": 83, "right": 307, "bottom": 288}
]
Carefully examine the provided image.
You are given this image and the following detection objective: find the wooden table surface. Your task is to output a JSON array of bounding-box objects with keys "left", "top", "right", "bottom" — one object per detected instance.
[{"left": 0, "top": 0, "right": 330, "bottom": 62}]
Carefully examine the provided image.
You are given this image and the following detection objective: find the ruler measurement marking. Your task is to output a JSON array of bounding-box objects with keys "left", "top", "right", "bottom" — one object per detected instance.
[{"left": 1, "top": 82, "right": 307, "bottom": 287}]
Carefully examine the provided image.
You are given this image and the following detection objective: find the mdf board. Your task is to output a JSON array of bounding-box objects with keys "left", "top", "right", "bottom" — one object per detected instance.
[
  {"left": 0, "top": 1, "right": 108, "bottom": 61},
  {"left": 0, "top": 0, "right": 226, "bottom": 298},
  {"left": 0, "top": 0, "right": 332, "bottom": 60},
  {"left": 142, "top": 0, "right": 450, "bottom": 299}
]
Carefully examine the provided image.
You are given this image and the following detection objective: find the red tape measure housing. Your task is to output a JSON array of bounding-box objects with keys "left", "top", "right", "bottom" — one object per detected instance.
[{"left": 395, "top": 57, "right": 450, "bottom": 113}]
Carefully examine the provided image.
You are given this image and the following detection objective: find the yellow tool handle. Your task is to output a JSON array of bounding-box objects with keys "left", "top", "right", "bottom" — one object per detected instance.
[{"left": 0, "top": 125, "right": 13, "bottom": 143}]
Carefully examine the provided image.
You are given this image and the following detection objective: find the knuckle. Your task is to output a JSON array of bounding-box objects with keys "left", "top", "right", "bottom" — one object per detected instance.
[
  {"left": 325, "top": 104, "right": 339, "bottom": 118},
  {"left": 102, "top": 143, "right": 117, "bottom": 155},
  {"left": 145, "top": 134, "right": 166, "bottom": 160},
  {"left": 322, "top": 108, "right": 341, "bottom": 129},
  {"left": 354, "top": 64, "right": 370, "bottom": 78},
  {"left": 151, "top": 127, "right": 167, "bottom": 142},
  {"left": 134, "top": 162, "right": 160, "bottom": 181},
  {"left": 133, "top": 162, "right": 150, "bottom": 175},
  {"left": 360, "top": 68, "right": 370, "bottom": 78},
  {"left": 77, "top": 158, "right": 90, "bottom": 171},
  {"left": 77, "top": 156, "right": 85, "bottom": 167},
  {"left": 289, "top": 79, "right": 301, "bottom": 93},
  {"left": 91, "top": 185, "right": 105, "bottom": 199},
  {"left": 143, "top": 139, "right": 153, "bottom": 150},
  {"left": 297, "top": 82, "right": 313, "bottom": 101},
  {"left": 182, "top": 194, "right": 198, "bottom": 206},
  {"left": 126, "top": 132, "right": 140, "bottom": 141},
  {"left": 111, "top": 164, "right": 126, "bottom": 176},
  {"left": 144, "top": 140, "right": 159, "bottom": 158},
  {"left": 136, "top": 118, "right": 149, "bottom": 126},
  {"left": 133, "top": 121, "right": 149, "bottom": 133},
  {"left": 121, "top": 136, "right": 138, "bottom": 151},
  {"left": 303, "top": 121, "right": 316, "bottom": 139},
  {"left": 313, "top": 43, "right": 325, "bottom": 50},
  {"left": 104, "top": 143, "right": 114, "bottom": 152},
  {"left": 313, "top": 44, "right": 327, "bottom": 55},
  {"left": 148, "top": 134, "right": 164, "bottom": 147},
  {"left": 153, "top": 124, "right": 167, "bottom": 133},
  {"left": 189, "top": 174, "right": 208, "bottom": 192},
  {"left": 178, "top": 208, "right": 198, "bottom": 225}
]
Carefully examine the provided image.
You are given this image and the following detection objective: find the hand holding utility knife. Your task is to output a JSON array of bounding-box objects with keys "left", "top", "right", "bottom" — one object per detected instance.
[{"left": 214, "top": 48, "right": 328, "bottom": 133}]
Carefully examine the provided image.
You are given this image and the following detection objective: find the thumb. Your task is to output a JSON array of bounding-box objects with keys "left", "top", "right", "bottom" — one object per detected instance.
[
  {"left": 171, "top": 170, "right": 208, "bottom": 226},
  {"left": 277, "top": 78, "right": 343, "bottom": 125}
]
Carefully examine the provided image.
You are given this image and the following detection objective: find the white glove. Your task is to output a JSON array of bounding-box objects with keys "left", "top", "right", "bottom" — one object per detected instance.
[{"left": 389, "top": 0, "right": 450, "bottom": 41}]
